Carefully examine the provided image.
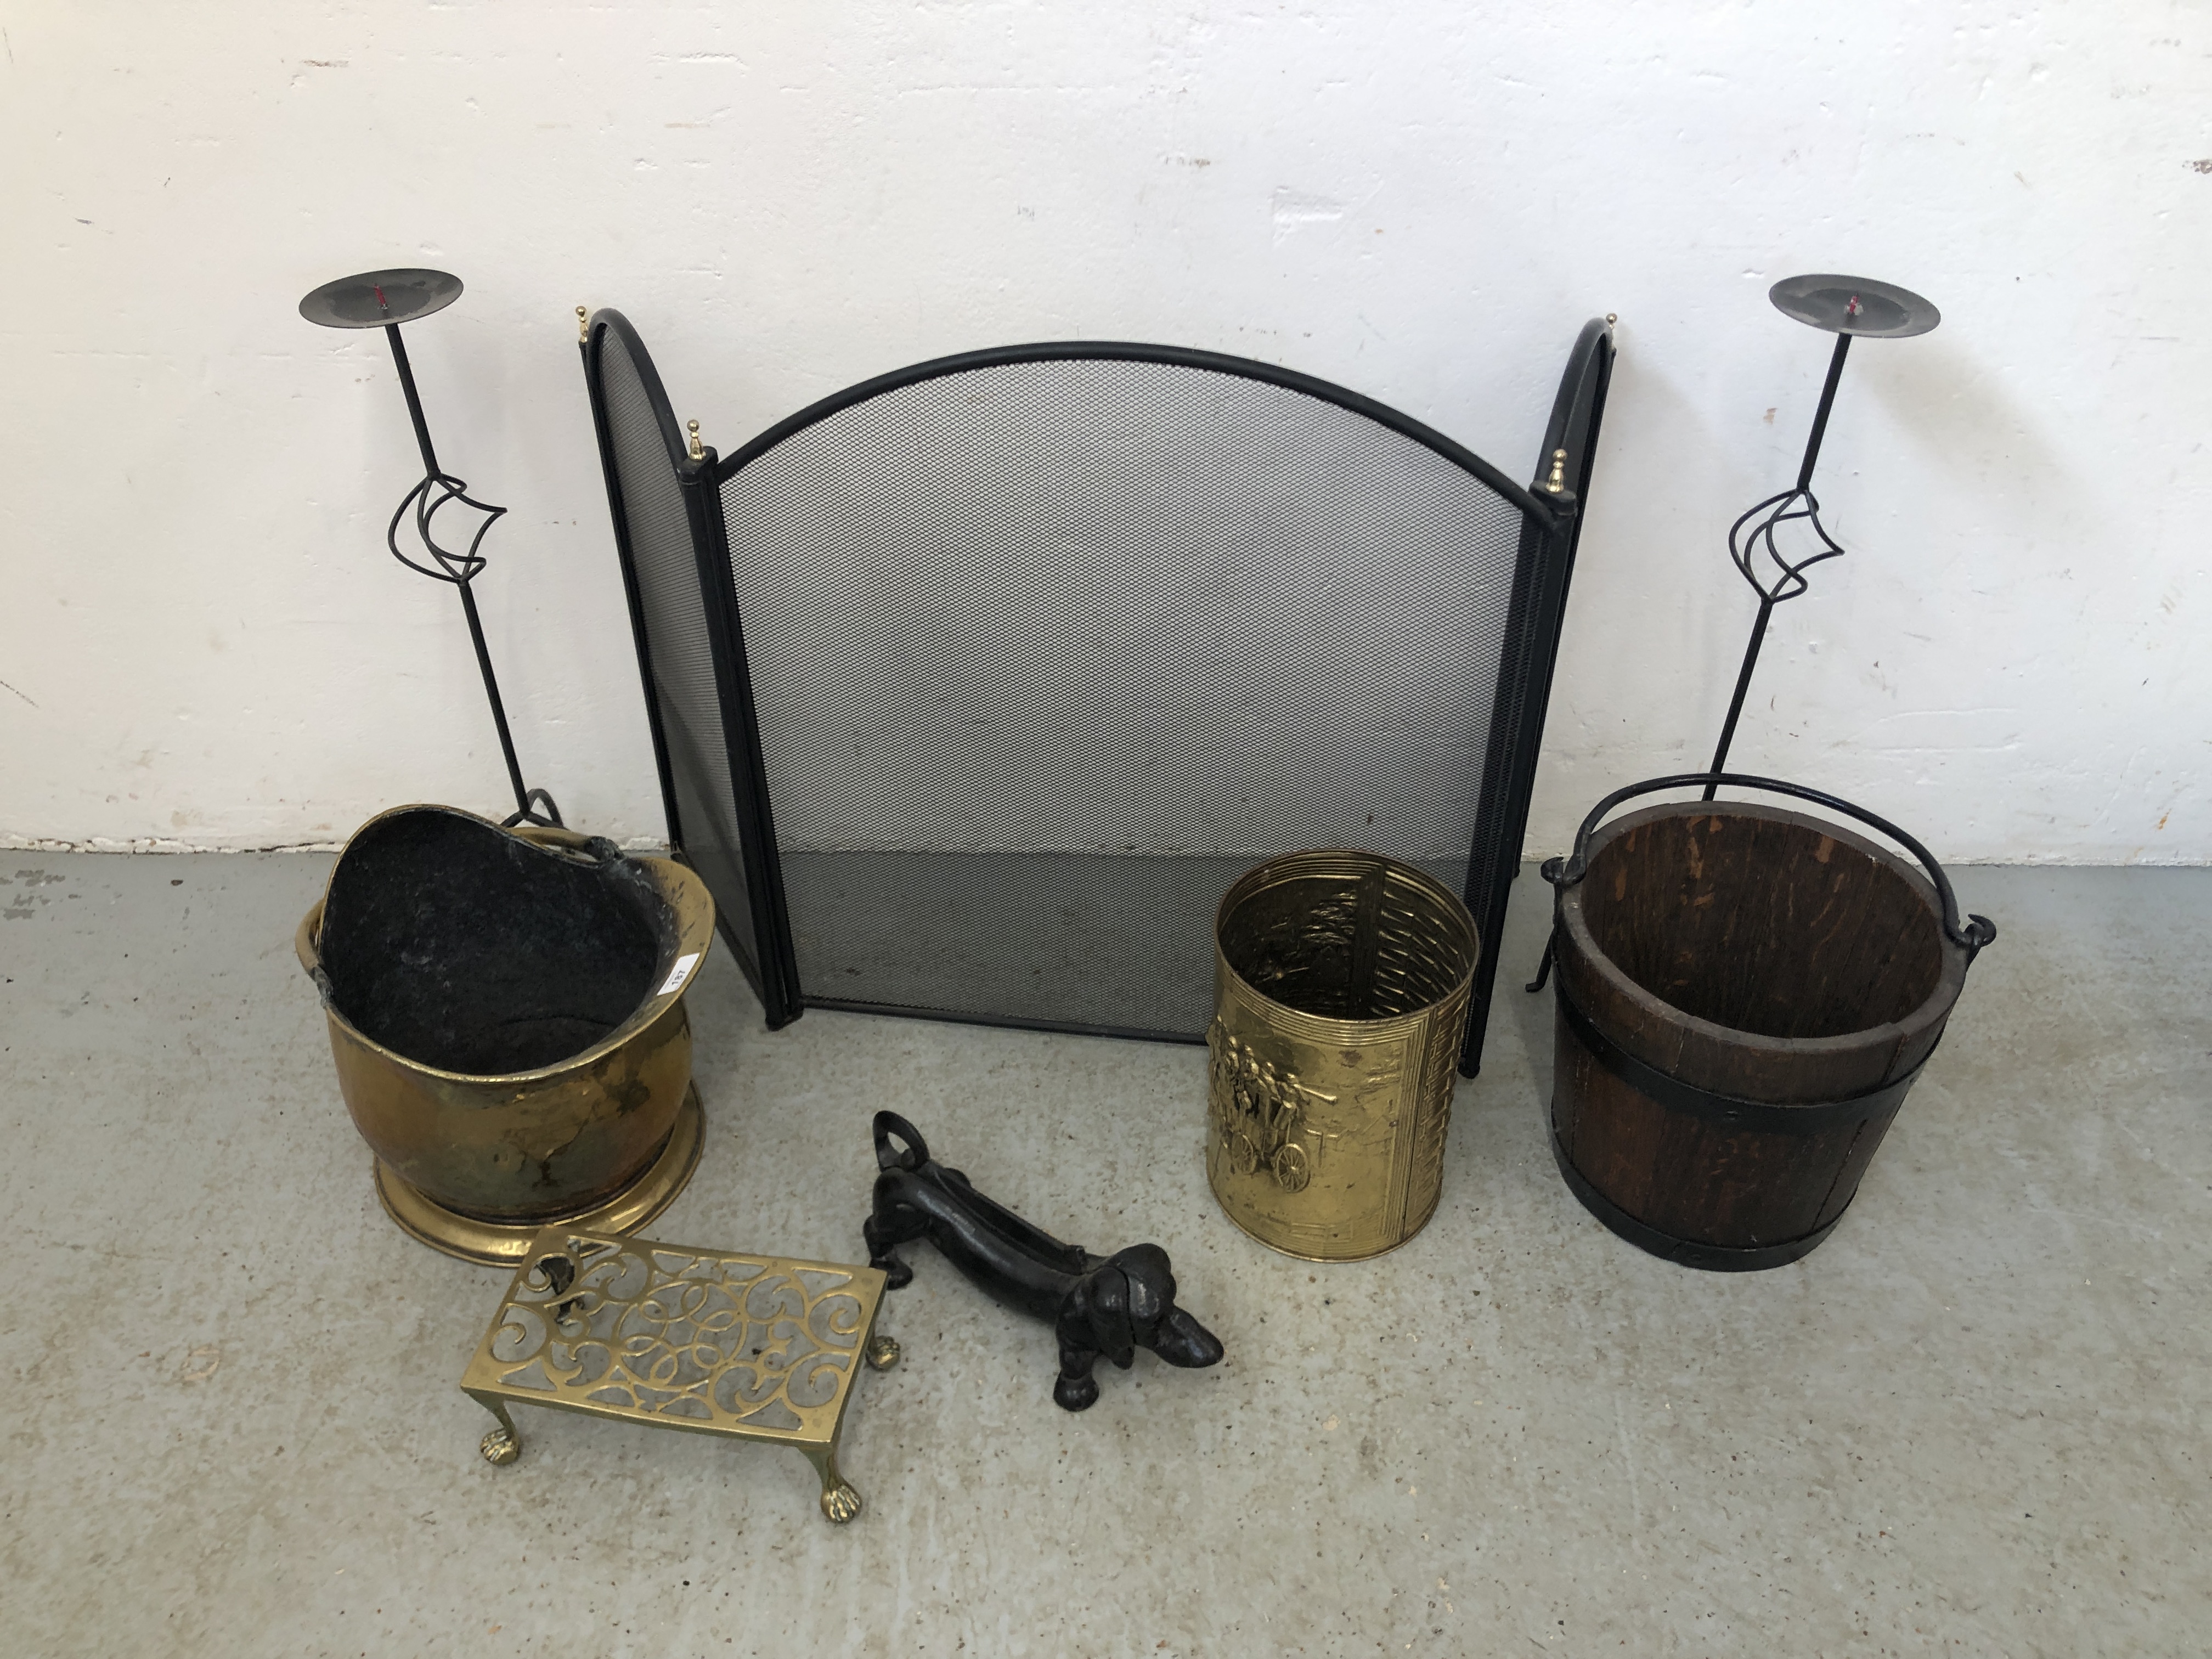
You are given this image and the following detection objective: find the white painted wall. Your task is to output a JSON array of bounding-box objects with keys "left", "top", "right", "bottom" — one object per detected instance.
[{"left": 4, "top": 2, "right": 2206, "bottom": 861}]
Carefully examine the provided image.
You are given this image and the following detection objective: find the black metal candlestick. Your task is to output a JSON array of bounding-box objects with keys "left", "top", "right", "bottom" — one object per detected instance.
[
  {"left": 300, "top": 268, "right": 561, "bottom": 827},
  {"left": 1701, "top": 273, "right": 1940, "bottom": 800},
  {"left": 1523, "top": 273, "right": 1943, "bottom": 997}
]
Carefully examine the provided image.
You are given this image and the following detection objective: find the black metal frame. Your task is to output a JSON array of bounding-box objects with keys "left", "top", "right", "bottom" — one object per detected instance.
[
  {"left": 582, "top": 313, "right": 1616, "bottom": 1070},
  {"left": 580, "top": 313, "right": 798, "bottom": 1018},
  {"left": 1460, "top": 318, "right": 1613, "bottom": 1071}
]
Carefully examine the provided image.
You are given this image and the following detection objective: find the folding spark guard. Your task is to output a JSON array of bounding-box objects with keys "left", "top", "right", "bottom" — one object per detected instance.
[{"left": 579, "top": 313, "right": 1613, "bottom": 1075}]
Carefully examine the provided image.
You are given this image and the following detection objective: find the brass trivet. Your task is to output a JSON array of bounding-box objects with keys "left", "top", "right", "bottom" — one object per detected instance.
[{"left": 461, "top": 1228, "right": 901, "bottom": 1523}]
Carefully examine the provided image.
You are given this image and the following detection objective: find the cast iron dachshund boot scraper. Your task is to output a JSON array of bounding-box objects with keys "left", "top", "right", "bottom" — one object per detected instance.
[{"left": 863, "top": 1113, "right": 1223, "bottom": 1410}]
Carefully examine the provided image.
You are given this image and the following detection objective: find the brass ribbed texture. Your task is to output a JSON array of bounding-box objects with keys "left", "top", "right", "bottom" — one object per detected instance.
[{"left": 1207, "top": 851, "right": 1479, "bottom": 1260}]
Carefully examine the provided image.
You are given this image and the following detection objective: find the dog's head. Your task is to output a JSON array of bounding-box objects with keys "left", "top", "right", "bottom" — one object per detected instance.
[{"left": 1063, "top": 1244, "right": 1224, "bottom": 1372}]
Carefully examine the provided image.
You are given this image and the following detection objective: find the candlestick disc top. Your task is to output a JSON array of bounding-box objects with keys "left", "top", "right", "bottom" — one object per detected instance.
[
  {"left": 300, "top": 268, "right": 463, "bottom": 329},
  {"left": 1769, "top": 273, "right": 1939, "bottom": 338}
]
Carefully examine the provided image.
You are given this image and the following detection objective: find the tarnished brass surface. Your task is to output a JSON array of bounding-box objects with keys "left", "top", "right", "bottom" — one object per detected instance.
[
  {"left": 297, "top": 810, "right": 715, "bottom": 1264},
  {"left": 1207, "top": 850, "right": 1479, "bottom": 1261},
  {"left": 461, "top": 1229, "right": 898, "bottom": 1524},
  {"left": 374, "top": 1084, "right": 704, "bottom": 1266}
]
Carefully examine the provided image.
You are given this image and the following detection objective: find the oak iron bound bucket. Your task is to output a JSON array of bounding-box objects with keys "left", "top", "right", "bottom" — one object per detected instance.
[
  {"left": 1541, "top": 775, "right": 1995, "bottom": 1271},
  {"left": 1207, "top": 850, "right": 1480, "bottom": 1261},
  {"left": 297, "top": 805, "right": 715, "bottom": 1265}
]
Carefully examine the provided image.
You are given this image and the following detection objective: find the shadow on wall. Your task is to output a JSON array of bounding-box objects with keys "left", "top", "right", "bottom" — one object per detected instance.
[{"left": 1852, "top": 330, "right": 2087, "bottom": 546}]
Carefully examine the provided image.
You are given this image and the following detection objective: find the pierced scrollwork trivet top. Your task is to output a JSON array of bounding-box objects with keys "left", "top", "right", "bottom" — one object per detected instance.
[{"left": 460, "top": 1228, "right": 901, "bottom": 1523}]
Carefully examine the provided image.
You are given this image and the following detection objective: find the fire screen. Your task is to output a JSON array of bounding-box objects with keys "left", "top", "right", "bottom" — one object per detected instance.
[{"left": 581, "top": 314, "right": 1613, "bottom": 1074}]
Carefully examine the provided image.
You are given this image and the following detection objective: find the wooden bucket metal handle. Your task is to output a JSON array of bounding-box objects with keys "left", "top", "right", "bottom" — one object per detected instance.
[{"left": 1542, "top": 771, "right": 1997, "bottom": 964}]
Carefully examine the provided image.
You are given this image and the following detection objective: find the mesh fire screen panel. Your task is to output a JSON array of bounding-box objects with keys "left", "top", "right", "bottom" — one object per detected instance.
[
  {"left": 584, "top": 320, "right": 1614, "bottom": 1071},
  {"left": 585, "top": 322, "right": 769, "bottom": 998}
]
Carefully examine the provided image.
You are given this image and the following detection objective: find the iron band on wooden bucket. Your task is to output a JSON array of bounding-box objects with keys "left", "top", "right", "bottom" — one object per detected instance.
[
  {"left": 1553, "top": 984, "right": 1933, "bottom": 1136},
  {"left": 1544, "top": 1133, "right": 1854, "bottom": 1273}
]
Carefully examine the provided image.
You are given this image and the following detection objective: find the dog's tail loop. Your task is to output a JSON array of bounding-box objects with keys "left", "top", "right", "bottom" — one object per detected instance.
[{"left": 872, "top": 1110, "right": 929, "bottom": 1173}]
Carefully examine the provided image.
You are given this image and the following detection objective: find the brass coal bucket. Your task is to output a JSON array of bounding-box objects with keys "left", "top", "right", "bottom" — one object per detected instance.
[
  {"left": 297, "top": 805, "right": 715, "bottom": 1265},
  {"left": 1207, "top": 851, "right": 1479, "bottom": 1261}
]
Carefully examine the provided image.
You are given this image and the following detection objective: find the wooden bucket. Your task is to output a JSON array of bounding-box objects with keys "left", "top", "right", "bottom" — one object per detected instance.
[{"left": 1542, "top": 775, "right": 1995, "bottom": 1271}]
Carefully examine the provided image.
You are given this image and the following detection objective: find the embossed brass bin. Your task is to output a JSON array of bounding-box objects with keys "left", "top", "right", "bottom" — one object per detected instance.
[
  {"left": 1207, "top": 851, "right": 1479, "bottom": 1261},
  {"left": 297, "top": 805, "right": 715, "bottom": 1266}
]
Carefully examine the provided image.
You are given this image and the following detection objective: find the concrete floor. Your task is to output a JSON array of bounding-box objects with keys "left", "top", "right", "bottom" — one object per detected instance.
[{"left": 1, "top": 853, "right": 2205, "bottom": 1657}]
